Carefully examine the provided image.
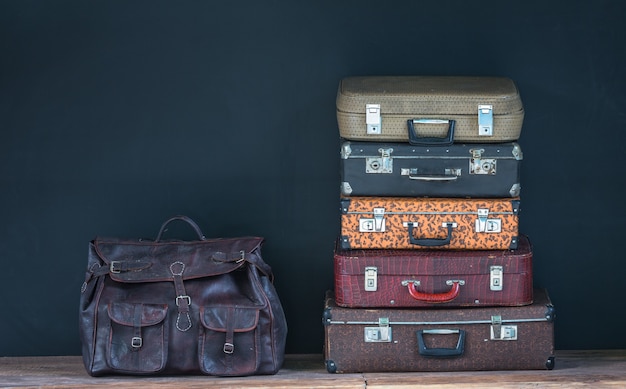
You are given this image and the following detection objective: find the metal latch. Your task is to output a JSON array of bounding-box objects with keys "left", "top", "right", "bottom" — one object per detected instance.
[
  {"left": 366, "top": 104, "right": 381, "bottom": 134},
  {"left": 364, "top": 317, "right": 391, "bottom": 342},
  {"left": 131, "top": 336, "right": 142, "bottom": 349},
  {"left": 359, "top": 208, "right": 386, "bottom": 232},
  {"left": 475, "top": 208, "right": 502, "bottom": 233},
  {"left": 366, "top": 148, "right": 393, "bottom": 174},
  {"left": 469, "top": 148, "right": 496, "bottom": 175},
  {"left": 490, "top": 315, "right": 517, "bottom": 340},
  {"left": 478, "top": 104, "right": 493, "bottom": 136},
  {"left": 490, "top": 266, "right": 503, "bottom": 291},
  {"left": 364, "top": 266, "right": 378, "bottom": 291}
]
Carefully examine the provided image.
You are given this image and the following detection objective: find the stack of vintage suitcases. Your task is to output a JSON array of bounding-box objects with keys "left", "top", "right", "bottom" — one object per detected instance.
[{"left": 323, "top": 76, "right": 556, "bottom": 373}]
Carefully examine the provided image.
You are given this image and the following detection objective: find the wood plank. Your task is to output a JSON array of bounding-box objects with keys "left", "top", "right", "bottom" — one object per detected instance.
[
  {"left": 363, "top": 350, "right": 626, "bottom": 388},
  {"left": 1, "top": 351, "right": 625, "bottom": 388},
  {"left": 0, "top": 354, "right": 364, "bottom": 389}
]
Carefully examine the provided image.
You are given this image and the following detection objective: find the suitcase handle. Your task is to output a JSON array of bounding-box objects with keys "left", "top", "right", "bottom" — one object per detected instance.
[
  {"left": 417, "top": 329, "right": 465, "bottom": 357},
  {"left": 407, "top": 119, "right": 455, "bottom": 146},
  {"left": 407, "top": 222, "right": 453, "bottom": 247},
  {"left": 402, "top": 280, "right": 464, "bottom": 303},
  {"left": 155, "top": 215, "right": 206, "bottom": 242},
  {"left": 407, "top": 173, "right": 458, "bottom": 181}
]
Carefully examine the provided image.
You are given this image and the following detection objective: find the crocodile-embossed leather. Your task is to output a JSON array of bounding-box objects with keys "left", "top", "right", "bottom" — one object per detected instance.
[{"left": 334, "top": 235, "right": 532, "bottom": 308}]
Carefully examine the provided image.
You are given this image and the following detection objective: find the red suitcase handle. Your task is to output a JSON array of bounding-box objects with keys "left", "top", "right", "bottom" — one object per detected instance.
[{"left": 402, "top": 280, "right": 464, "bottom": 303}]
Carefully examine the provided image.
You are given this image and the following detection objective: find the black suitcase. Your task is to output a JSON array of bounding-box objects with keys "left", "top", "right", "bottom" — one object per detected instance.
[
  {"left": 323, "top": 288, "right": 555, "bottom": 373},
  {"left": 340, "top": 140, "right": 522, "bottom": 198}
]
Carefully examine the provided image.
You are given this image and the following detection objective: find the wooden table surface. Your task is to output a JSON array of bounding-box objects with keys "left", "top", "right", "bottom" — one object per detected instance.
[{"left": 1, "top": 350, "right": 625, "bottom": 388}]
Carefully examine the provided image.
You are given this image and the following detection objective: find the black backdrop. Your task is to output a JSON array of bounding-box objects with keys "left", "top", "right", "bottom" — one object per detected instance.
[{"left": 1, "top": 1, "right": 625, "bottom": 357}]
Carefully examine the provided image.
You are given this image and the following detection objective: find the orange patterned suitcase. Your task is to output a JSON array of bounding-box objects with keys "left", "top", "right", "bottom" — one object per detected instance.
[{"left": 340, "top": 197, "right": 520, "bottom": 250}]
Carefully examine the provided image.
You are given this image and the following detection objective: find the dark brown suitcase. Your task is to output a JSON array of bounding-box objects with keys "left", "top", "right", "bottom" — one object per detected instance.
[
  {"left": 323, "top": 288, "right": 555, "bottom": 373},
  {"left": 333, "top": 234, "right": 533, "bottom": 308}
]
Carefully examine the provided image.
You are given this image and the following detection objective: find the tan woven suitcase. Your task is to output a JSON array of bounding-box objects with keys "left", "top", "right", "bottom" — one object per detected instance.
[{"left": 336, "top": 76, "right": 524, "bottom": 143}]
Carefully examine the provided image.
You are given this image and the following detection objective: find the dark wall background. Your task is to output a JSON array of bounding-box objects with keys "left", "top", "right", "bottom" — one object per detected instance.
[{"left": 1, "top": 1, "right": 625, "bottom": 356}]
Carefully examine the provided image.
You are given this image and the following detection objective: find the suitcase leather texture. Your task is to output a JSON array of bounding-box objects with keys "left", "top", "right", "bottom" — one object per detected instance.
[
  {"left": 323, "top": 288, "right": 555, "bottom": 373},
  {"left": 336, "top": 76, "right": 524, "bottom": 143},
  {"left": 340, "top": 197, "right": 520, "bottom": 250},
  {"left": 333, "top": 235, "right": 533, "bottom": 308},
  {"left": 340, "top": 140, "right": 523, "bottom": 198}
]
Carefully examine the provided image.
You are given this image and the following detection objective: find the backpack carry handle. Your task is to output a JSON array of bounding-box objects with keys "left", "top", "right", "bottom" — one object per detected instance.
[{"left": 155, "top": 215, "right": 206, "bottom": 242}]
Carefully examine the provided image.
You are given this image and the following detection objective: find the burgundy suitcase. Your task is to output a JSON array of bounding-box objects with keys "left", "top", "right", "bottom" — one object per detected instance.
[
  {"left": 333, "top": 234, "right": 533, "bottom": 308},
  {"left": 323, "top": 288, "right": 555, "bottom": 373}
]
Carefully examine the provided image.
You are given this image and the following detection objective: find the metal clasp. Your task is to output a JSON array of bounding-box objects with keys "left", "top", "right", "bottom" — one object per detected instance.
[
  {"left": 176, "top": 295, "right": 191, "bottom": 306},
  {"left": 366, "top": 104, "right": 381, "bottom": 134},
  {"left": 469, "top": 148, "right": 496, "bottom": 175},
  {"left": 478, "top": 104, "right": 493, "bottom": 136},
  {"left": 110, "top": 261, "right": 121, "bottom": 274},
  {"left": 223, "top": 342, "right": 234, "bottom": 354},
  {"left": 491, "top": 315, "right": 517, "bottom": 340},
  {"left": 475, "top": 209, "right": 502, "bottom": 233},
  {"left": 131, "top": 336, "right": 142, "bottom": 349},
  {"left": 365, "top": 317, "right": 391, "bottom": 343},
  {"left": 364, "top": 266, "right": 378, "bottom": 292},
  {"left": 366, "top": 148, "right": 393, "bottom": 174},
  {"left": 490, "top": 266, "right": 503, "bottom": 291},
  {"left": 359, "top": 208, "right": 386, "bottom": 232}
]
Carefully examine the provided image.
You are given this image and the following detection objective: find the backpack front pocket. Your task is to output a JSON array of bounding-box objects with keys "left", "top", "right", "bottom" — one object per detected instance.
[
  {"left": 106, "top": 303, "right": 169, "bottom": 374},
  {"left": 199, "top": 305, "right": 260, "bottom": 376}
]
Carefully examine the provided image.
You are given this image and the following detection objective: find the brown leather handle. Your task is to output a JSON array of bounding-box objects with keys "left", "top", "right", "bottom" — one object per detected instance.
[
  {"left": 155, "top": 215, "right": 206, "bottom": 242},
  {"left": 404, "top": 280, "right": 463, "bottom": 303}
]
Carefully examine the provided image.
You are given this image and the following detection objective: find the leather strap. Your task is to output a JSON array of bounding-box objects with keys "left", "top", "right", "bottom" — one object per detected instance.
[
  {"left": 212, "top": 250, "right": 275, "bottom": 282},
  {"left": 170, "top": 261, "right": 192, "bottom": 332},
  {"left": 223, "top": 307, "right": 235, "bottom": 371},
  {"left": 132, "top": 304, "right": 143, "bottom": 351}
]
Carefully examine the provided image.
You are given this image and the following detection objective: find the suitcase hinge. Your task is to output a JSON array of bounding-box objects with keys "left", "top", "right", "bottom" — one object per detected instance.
[
  {"left": 490, "top": 265, "right": 503, "bottom": 291},
  {"left": 366, "top": 148, "right": 393, "bottom": 174},
  {"left": 478, "top": 104, "right": 493, "bottom": 136},
  {"left": 364, "top": 266, "right": 378, "bottom": 292},
  {"left": 364, "top": 317, "right": 392, "bottom": 343},
  {"left": 359, "top": 207, "right": 386, "bottom": 232},
  {"left": 490, "top": 315, "right": 517, "bottom": 340},
  {"left": 340, "top": 182, "right": 353, "bottom": 196},
  {"left": 366, "top": 104, "right": 382, "bottom": 135},
  {"left": 512, "top": 143, "right": 523, "bottom": 160},
  {"left": 469, "top": 148, "right": 497, "bottom": 175},
  {"left": 340, "top": 142, "right": 352, "bottom": 159},
  {"left": 475, "top": 208, "right": 502, "bottom": 233}
]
